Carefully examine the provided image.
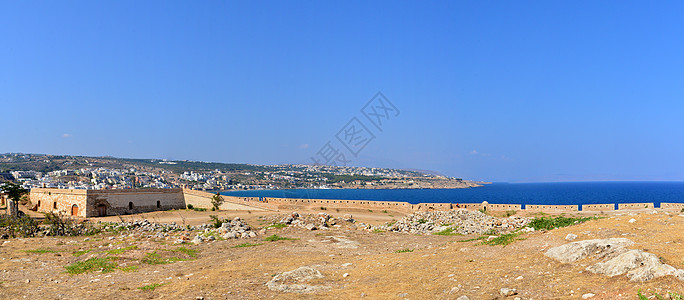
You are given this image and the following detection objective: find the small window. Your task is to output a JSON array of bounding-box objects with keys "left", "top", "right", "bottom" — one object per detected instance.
[
  {"left": 53, "top": 202, "right": 57, "bottom": 209},
  {"left": 128, "top": 202, "right": 133, "bottom": 210},
  {"left": 156, "top": 200, "right": 160, "bottom": 208}
]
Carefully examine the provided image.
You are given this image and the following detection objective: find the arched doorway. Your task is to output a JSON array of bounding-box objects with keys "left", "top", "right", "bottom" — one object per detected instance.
[
  {"left": 97, "top": 204, "right": 107, "bottom": 217},
  {"left": 71, "top": 204, "right": 79, "bottom": 216}
]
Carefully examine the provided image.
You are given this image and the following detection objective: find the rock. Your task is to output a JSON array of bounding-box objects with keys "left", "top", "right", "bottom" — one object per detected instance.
[
  {"left": 222, "top": 232, "right": 237, "bottom": 239},
  {"left": 456, "top": 296, "right": 469, "bottom": 300},
  {"left": 565, "top": 234, "right": 578, "bottom": 241},
  {"left": 397, "top": 293, "right": 408, "bottom": 298},
  {"left": 544, "top": 238, "right": 634, "bottom": 263},
  {"left": 192, "top": 235, "right": 203, "bottom": 245},
  {"left": 587, "top": 249, "right": 684, "bottom": 282},
  {"left": 628, "top": 218, "right": 637, "bottom": 223},
  {"left": 305, "top": 224, "right": 317, "bottom": 231},
  {"left": 500, "top": 288, "right": 517, "bottom": 296},
  {"left": 515, "top": 276, "right": 523, "bottom": 280},
  {"left": 266, "top": 266, "right": 331, "bottom": 293},
  {"left": 342, "top": 273, "right": 349, "bottom": 277},
  {"left": 582, "top": 293, "right": 595, "bottom": 299}
]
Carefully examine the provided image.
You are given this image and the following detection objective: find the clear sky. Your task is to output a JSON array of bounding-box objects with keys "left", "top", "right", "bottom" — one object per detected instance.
[{"left": 2, "top": 1, "right": 684, "bottom": 182}]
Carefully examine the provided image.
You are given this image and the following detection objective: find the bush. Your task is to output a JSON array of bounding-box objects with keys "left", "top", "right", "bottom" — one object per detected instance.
[
  {"left": 187, "top": 204, "right": 194, "bottom": 209},
  {"left": 209, "top": 215, "right": 227, "bottom": 228},
  {"left": 65, "top": 257, "right": 118, "bottom": 274},
  {"left": 0, "top": 214, "right": 39, "bottom": 238},
  {"left": 211, "top": 193, "right": 224, "bottom": 211},
  {"left": 263, "top": 234, "right": 297, "bottom": 242},
  {"left": 481, "top": 232, "right": 523, "bottom": 247},
  {"left": 527, "top": 216, "right": 598, "bottom": 231},
  {"left": 395, "top": 249, "right": 413, "bottom": 253}
]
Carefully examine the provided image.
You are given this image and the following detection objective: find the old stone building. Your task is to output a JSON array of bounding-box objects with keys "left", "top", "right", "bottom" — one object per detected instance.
[{"left": 30, "top": 188, "right": 185, "bottom": 217}]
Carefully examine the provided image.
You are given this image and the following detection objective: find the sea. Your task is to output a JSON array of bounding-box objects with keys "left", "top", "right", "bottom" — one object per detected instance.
[{"left": 221, "top": 182, "right": 684, "bottom": 210}]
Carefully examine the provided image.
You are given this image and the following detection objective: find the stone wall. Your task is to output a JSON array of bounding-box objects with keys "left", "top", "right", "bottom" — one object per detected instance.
[
  {"left": 31, "top": 188, "right": 89, "bottom": 217},
  {"left": 581, "top": 204, "right": 614, "bottom": 211},
  {"left": 617, "top": 202, "right": 654, "bottom": 210},
  {"left": 27, "top": 188, "right": 684, "bottom": 218},
  {"left": 526, "top": 204, "right": 578, "bottom": 212},
  {"left": 661, "top": 203, "right": 684, "bottom": 210},
  {"left": 88, "top": 188, "right": 186, "bottom": 217},
  {"left": 261, "top": 197, "right": 413, "bottom": 213},
  {"left": 181, "top": 189, "right": 270, "bottom": 211}
]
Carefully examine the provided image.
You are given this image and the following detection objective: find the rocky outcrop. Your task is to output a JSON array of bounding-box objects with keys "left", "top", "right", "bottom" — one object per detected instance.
[
  {"left": 266, "top": 266, "right": 331, "bottom": 293},
  {"left": 545, "top": 238, "right": 684, "bottom": 282},
  {"left": 371, "top": 210, "right": 530, "bottom": 235},
  {"left": 587, "top": 249, "right": 684, "bottom": 282},
  {"left": 544, "top": 238, "right": 634, "bottom": 263}
]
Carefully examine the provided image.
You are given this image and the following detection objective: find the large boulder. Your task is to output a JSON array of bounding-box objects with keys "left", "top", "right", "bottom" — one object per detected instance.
[
  {"left": 266, "top": 266, "right": 331, "bottom": 293},
  {"left": 587, "top": 249, "right": 684, "bottom": 282},
  {"left": 544, "top": 238, "right": 634, "bottom": 263}
]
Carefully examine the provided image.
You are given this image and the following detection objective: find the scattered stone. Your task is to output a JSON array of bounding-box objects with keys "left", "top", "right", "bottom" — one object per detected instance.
[
  {"left": 587, "top": 249, "right": 684, "bottom": 281},
  {"left": 397, "top": 292, "right": 408, "bottom": 298},
  {"left": 266, "top": 266, "right": 331, "bottom": 293},
  {"left": 565, "top": 234, "right": 578, "bottom": 241},
  {"left": 456, "top": 296, "right": 469, "bottom": 300},
  {"left": 342, "top": 273, "right": 349, "bottom": 277},
  {"left": 582, "top": 293, "right": 595, "bottom": 299},
  {"left": 628, "top": 219, "right": 637, "bottom": 223},
  {"left": 370, "top": 210, "right": 531, "bottom": 235},
  {"left": 544, "top": 238, "right": 634, "bottom": 263},
  {"left": 515, "top": 276, "right": 524, "bottom": 280},
  {"left": 500, "top": 288, "right": 518, "bottom": 296}
]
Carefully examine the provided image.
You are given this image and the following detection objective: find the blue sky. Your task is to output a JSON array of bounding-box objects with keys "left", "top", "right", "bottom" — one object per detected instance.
[{"left": 2, "top": 1, "right": 684, "bottom": 182}]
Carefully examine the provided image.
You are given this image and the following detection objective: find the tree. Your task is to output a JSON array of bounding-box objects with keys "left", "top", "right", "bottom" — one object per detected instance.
[
  {"left": 211, "top": 192, "right": 224, "bottom": 211},
  {"left": 1, "top": 182, "right": 28, "bottom": 217}
]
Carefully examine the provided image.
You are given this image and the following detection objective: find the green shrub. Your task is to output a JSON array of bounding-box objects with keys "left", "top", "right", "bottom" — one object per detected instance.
[
  {"left": 171, "top": 246, "right": 198, "bottom": 258},
  {"left": 232, "top": 242, "right": 263, "bottom": 248},
  {"left": 395, "top": 249, "right": 413, "bottom": 253},
  {"left": 504, "top": 210, "right": 517, "bottom": 217},
  {"left": 73, "top": 249, "right": 92, "bottom": 257},
  {"left": 433, "top": 227, "right": 461, "bottom": 236},
  {"left": 266, "top": 223, "right": 287, "bottom": 229},
  {"left": 106, "top": 245, "right": 138, "bottom": 255},
  {"left": 138, "top": 283, "right": 165, "bottom": 291},
  {"left": 527, "top": 216, "right": 598, "bottom": 231},
  {"left": 481, "top": 233, "right": 523, "bottom": 247},
  {"left": 25, "top": 248, "right": 58, "bottom": 254},
  {"left": 65, "top": 257, "right": 118, "bottom": 274},
  {"left": 0, "top": 214, "right": 39, "bottom": 238},
  {"left": 187, "top": 204, "right": 194, "bottom": 209},
  {"left": 263, "top": 234, "right": 297, "bottom": 242},
  {"left": 209, "top": 215, "right": 227, "bottom": 228},
  {"left": 141, "top": 252, "right": 188, "bottom": 265}
]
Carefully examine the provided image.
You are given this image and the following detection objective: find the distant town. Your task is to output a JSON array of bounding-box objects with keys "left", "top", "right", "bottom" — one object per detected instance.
[{"left": 0, "top": 153, "right": 484, "bottom": 191}]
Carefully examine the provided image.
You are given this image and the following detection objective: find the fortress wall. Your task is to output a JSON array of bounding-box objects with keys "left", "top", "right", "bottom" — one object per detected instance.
[
  {"left": 581, "top": 204, "right": 614, "bottom": 211},
  {"left": 617, "top": 203, "right": 654, "bottom": 210},
  {"left": 30, "top": 188, "right": 684, "bottom": 217},
  {"left": 661, "top": 203, "right": 684, "bottom": 210},
  {"left": 88, "top": 188, "right": 185, "bottom": 217},
  {"left": 181, "top": 189, "right": 271, "bottom": 211},
  {"left": 452, "top": 203, "right": 483, "bottom": 210},
  {"left": 262, "top": 197, "right": 413, "bottom": 212},
  {"left": 30, "top": 188, "right": 88, "bottom": 217},
  {"left": 412, "top": 203, "right": 452, "bottom": 211},
  {"left": 486, "top": 204, "right": 522, "bottom": 211},
  {"left": 526, "top": 205, "right": 578, "bottom": 212}
]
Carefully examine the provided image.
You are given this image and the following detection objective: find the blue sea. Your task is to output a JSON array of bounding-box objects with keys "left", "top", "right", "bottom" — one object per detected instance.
[{"left": 222, "top": 182, "right": 684, "bottom": 210}]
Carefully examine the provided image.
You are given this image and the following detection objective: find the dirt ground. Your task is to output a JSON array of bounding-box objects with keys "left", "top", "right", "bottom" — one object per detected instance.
[{"left": 1, "top": 206, "right": 684, "bottom": 299}]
